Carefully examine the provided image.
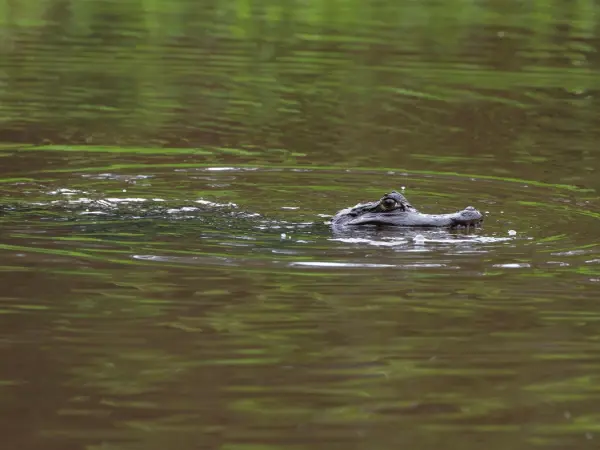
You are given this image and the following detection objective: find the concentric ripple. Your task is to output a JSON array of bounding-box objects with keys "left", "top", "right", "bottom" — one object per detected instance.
[{"left": 0, "top": 159, "right": 596, "bottom": 281}]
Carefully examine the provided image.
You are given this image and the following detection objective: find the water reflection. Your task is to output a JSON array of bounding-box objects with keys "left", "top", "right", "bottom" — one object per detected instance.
[
  {"left": 1, "top": 0, "right": 600, "bottom": 449},
  {"left": 0, "top": 1, "right": 599, "bottom": 189}
]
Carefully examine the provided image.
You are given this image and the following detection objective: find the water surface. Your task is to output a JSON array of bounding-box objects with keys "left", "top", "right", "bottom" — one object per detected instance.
[{"left": 1, "top": 1, "right": 599, "bottom": 449}]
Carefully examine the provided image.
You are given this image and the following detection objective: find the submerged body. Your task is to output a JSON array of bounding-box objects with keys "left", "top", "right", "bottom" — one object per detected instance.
[
  {"left": 331, "top": 191, "right": 483, "bottom": 228},
  {"left": 2, "top": 190, "right": 483, "bottom": 230}
]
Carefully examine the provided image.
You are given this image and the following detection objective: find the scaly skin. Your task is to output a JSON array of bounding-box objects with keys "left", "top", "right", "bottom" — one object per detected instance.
[{"left": 331, "top": 191, "right": 483, "bottom": 228}]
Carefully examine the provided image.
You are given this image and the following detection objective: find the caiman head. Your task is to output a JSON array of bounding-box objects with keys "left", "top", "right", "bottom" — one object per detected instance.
[{"left": 331, "top": 191, "right": 484, "bottom": 228}]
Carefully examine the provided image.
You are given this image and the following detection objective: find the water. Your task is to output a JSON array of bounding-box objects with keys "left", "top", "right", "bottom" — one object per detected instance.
[{"left": 1, "top": 1, "right": 599, "bottom": 449}]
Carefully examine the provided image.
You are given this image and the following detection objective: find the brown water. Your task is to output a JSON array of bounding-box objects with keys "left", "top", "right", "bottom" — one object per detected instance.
[{"left": 1, "top": 1, "right": 600, "bottom": 449}]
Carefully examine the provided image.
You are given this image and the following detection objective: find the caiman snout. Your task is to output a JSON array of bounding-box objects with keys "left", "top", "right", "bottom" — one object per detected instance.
[{"left": 452, "top": 206, "right": 484, "bottom": 227}]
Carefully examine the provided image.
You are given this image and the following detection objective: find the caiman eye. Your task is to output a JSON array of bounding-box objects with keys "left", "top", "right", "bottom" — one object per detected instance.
[{"left": 381, "top": 198, "right": 397, "bottom": 211}]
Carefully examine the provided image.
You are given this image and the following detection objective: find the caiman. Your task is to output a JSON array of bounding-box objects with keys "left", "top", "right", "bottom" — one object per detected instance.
[{"left": 331, "top": 191, "right": 483, "bottom": 228}]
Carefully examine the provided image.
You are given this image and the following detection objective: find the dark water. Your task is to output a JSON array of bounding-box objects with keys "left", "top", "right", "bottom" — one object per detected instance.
[{"left": 1, "top": 1, "right": 600, "bottom": 449}]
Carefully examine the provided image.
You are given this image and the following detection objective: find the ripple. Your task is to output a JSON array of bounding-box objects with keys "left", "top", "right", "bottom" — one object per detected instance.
[
  {"left": 290, "top": 262, "right": 397, "bottom": 268},
  {"left": 492, "top": 263, "right": 532, "bottom": 269},
  {"left": 0, "top": 162, "right": 597, "bottom": 280}
]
